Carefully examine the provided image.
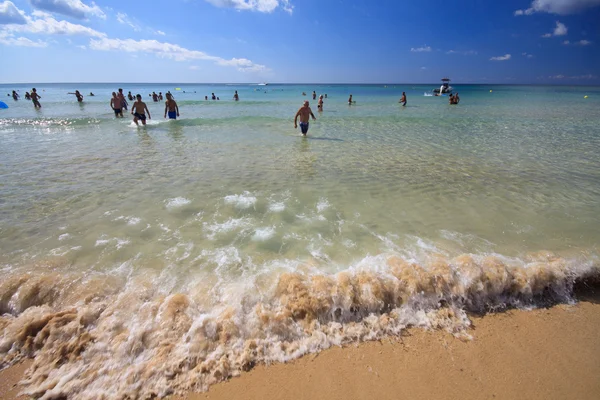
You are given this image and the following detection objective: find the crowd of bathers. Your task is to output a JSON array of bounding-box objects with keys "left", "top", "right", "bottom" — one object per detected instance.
[{"left": 6, "top": 87, "right": 461, "bottom": 129}]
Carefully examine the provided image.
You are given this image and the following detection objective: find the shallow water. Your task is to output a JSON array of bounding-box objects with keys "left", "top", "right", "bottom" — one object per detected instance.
[{"left": 1, "top": 83, "right": 599, "bottom": 399}]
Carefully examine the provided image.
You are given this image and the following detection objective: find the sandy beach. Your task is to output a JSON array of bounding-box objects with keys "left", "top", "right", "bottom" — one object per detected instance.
[{"left": 2, "top": 286, "right": 598, "bottom": 400}]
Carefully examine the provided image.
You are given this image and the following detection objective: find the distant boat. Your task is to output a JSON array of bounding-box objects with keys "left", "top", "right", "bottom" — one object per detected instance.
[
  {"left": 257, "top": 83, "right": 268, "bottom": 86},
  {"left": 433, "top": 78, "right": 453, "bottom": 95}
]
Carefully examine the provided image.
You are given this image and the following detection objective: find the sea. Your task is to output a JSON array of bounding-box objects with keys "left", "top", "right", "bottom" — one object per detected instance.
[{"left": 1, "top": 83, "right": 599, "bottom": 399}]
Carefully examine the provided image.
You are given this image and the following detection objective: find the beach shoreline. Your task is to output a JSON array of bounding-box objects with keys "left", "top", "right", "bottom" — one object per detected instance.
[{"left": 2, "top": 285, "right": 599, "bottom": 400}]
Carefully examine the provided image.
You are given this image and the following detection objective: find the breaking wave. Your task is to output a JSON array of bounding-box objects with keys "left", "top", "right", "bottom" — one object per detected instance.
[{"left": 0, "top": 250, "right": 598, "bottom": 399}]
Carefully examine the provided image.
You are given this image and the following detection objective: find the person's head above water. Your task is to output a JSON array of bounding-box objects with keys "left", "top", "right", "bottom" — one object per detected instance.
[
  {"left": 136, "top": 94, "right": 142, "bottom": 99},
  {"left": 304, "top": 100, "right": 309, "bottom": 106}
]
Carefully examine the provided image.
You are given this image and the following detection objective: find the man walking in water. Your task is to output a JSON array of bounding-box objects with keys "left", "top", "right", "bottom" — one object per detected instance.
[
  {"left": 131, "top": 94, "right": 151, "bottom": 126},
  {"left": 164, "top": 93, "right": 179, "bottom": 119},
  {"left": 118, "top": 88, "right": 128, "bottom": 111},
  {"left": 294, "top": 100, "right": 316, "bottom": 136},
  {"left": 31, "top": 88, "right": 41, "bottom": 108},
  {"left": 399, "top": 92, "right": 407, "bottom": 106},
  {"left": 110, "top": 92, "right": 123, "bottom": 118}
]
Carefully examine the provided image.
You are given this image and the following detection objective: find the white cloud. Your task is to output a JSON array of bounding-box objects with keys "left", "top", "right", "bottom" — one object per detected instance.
[
  {"left": 420, "top": 66, "right": 427, "bottom": 70},
  {"left": 490, "top": 53, "right": 511, "bottom": 61},
  {"left": 446, "top": 49, "right": 477, "bottom": 55},
  {"left": 553, "top": 21, "right": 567, "bottom": 35},
  {"left": 522, "top": 52, "right": 534, "bottom": 58},
  {"left": 205, "top": 0, "right": 293, "bottom": 14},
  {"left": 29, "top": 0, "right": 105, "bottom": 20},
  {"left": 515, "top": 0, "right": 600, "bottom": 15},
  {"left": 156, "top": 30, "right": 165, "bottom": 36},
  {"left": 189, "top": 65, "right": 199, "bottom": 70},
  {"left": 0, "top": 1, "right": 27, "bottom": 24},
  {"left": 563, "top": 39, "right": 592, "bottom": 46},
  {"left": 0, "top": 31, "right": 47, "bottom": 46},
  {"left": 3, "top": 13, "right": 105, "bottom": 36},
  {"left": 116, "top": 12, "right": 140, "bottom": 31},
  {"left": 410, "top": 46, "right": 431, "bottom": 52},
  {"left": 77, "top": 44, "right": 85, "bottom": 49},
  {"left": 89, "top": 37, "right": 268, "bottom": 72},
  {"left": 542, "top": 21, "right": 567, "bottom": 37}
]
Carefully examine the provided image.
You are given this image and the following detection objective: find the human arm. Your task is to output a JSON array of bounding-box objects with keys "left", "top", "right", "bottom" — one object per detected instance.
[
  {"left": 175, "top": 102, "right": 179, "bottom": 116},
  {"left": 164, "top": 101, "right": 168, "bottom": 118},
  {"left": 145, "top": 104, "right": 151, "bottom": 119},
  {"left": 310, "top": 110, "right": 316, "bottom": 120},
  {"left": 294, "top": 109, "right": 300, "bottom": 128}
]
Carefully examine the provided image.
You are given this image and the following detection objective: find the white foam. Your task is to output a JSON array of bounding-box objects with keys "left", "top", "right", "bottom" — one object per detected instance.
[
  {"left": 203, "top": 218, "right": 253, "bottom": 240},
  {"left": 165, "top": 197, "right": 192, "bottom": 209},
  {"left": 316, "top": 198, "right": 330, "bottom": 212},
  {"left": 252, "top": 227, "right": 276, "bottom": 241},
  {"left": 268, "top": 202, "right": 285, "bottom": 212},
  {"left": 224, "top": 192, "right": 257, "bottom": 209},
  {"left": 58, "top": 233, "right": 71, "bottom": 241}
]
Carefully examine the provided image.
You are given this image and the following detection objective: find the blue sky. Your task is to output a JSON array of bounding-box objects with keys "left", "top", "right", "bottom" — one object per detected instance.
[{"left": 0, "top": 0, "right": 598, "bottom": 83}]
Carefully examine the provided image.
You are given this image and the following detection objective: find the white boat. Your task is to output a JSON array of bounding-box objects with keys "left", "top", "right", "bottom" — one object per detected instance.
[
  {"left": 432, "top": 78, "right": 453, "bottom": 94},
  {"left": 257, "top": 83, "right": 268, "bottom": 86}
]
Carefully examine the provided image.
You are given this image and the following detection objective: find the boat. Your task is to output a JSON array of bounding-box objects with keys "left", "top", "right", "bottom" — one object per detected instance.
[
  {"left": 432, "top": 78, "right": 453, "bottom": 95},
  {"left": 257, "top": 83, "right": 268, "bottom": 86}
]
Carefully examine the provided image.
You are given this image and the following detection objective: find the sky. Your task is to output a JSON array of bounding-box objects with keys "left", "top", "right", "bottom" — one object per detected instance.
[{"left": 0, "top": 0, "right": 599, "bottom": 84}]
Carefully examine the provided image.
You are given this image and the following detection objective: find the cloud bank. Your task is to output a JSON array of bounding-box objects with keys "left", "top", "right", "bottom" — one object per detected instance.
[
  {"left": 205, "top": 0, "right": 293, "bottom": 14},
  {"left": 515, "top": 0, "right": 600, "bottom": 15}
]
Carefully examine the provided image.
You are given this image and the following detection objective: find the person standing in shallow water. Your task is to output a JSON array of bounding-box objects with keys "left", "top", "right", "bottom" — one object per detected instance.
[
  {"left": 318, "top": 94, "right": 324, "bottom": 111},
  {"left": 348, "top": 94, "right": 353, "bottom": 105},
  {"left": 110, "top": 92, "right": 123, "bottom": 118},
  {"left": 399, "top": 92, "right": 407, "bottom": 106},
  {"left": 68, "top": 90, "right": 83, "bottom": 102},
  {"left": 30, "top": 88, "right": 41, "bottom": 108},
  {"left": 164, "top": 93, "right": 179, "bottom": 120},
  {"left": 131, "top": 94, "right": 151, "bottom": 126},
  {"left": 294, "top": 100, "right": 316, "bottom": 136},
  {"left": 233, "top": 90, "right": 239, "bottom": 101}
]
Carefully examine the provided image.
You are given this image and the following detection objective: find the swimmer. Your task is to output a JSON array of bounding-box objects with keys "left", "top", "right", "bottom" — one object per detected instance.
[
  {"left": 158, "top": 92, "right": 163, "bottom": 101},
  {"left": 25, "top": 92, "right": 31, "bottom": 100},
  {"left": 152, "top": 92, "right": 158, "bottom": 102},
  {"left": 164, "top": 93, "right": 180, "bottom": 120},
  {"left": 294, "top": 100, "right": 316, "bottom": 136},
  {"left": 89, "top": 92, "right": 95, "bottom": 96},
  {"left": 12, "top": 90, "right": 19, "bottom": 101},
  {"left": 110, "top": 92, "right": 123, "bottom": 118},
  {"left": 312, "top": 91, "right": 316, "bottom": 100},
  {"left": 128, "top": 91, "right": 134, "bottom": 101},
  {"left": 211, "top": 93, "right": 216, "bottom": 100},
  {"left": 131, "top": 94, "right": 151, "bottom": 126},
  {"left": 348, "top": 94, "right": 353, "bottom": 105},
  {"left": 318, "top": 94, "right": 324, "bottom": 111},
  {"left": 233, "top": 90, "right": 239, "bottom": 101},
  {"left": 399, "top": 91, "right": 407, "bottom": 106},
  {"left": 454, "top": 92, "right": 460, "bottom": 104},
  {"left": 30, "top": 88, "right": 41, "bottom": 108}
]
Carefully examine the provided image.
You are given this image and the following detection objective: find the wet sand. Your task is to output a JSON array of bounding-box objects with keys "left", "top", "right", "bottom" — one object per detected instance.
[{"left": 2, "top": 289, "right": 599, "bottom": 400}]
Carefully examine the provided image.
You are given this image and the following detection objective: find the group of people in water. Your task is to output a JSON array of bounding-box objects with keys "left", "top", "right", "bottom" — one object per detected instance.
[{"left": 7, "top": 87, "right": 461, "bottom": 130}]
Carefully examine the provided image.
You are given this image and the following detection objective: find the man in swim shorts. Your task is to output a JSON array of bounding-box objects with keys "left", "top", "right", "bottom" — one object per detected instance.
[
  {"left": 131, "top": 94, "right": 151, "bottom": 126},
  {"left": 294, "top": 100, "right": 316, "bottom": 136},
  {"left": 110, "top": 92, "right": 123, "bottom": 118},
  {"left": 164, "top": 93, "right": 180, "bottom": 119}
]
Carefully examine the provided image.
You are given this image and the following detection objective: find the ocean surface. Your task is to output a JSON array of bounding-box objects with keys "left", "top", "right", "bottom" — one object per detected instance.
[{"left": 1, "top": 83, "right": 599, "bottom": 399}]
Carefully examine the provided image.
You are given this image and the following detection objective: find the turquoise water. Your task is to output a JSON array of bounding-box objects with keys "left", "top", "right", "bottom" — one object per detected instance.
[{"left": 1, "top": 83, "right": 599, "bottom": 399}]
